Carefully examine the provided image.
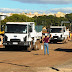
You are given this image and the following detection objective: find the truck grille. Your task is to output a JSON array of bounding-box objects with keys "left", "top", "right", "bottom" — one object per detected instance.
[
  {"left": 10, "top": 39, "right": 21, "bottom": 42},
  {"left": 53, "top": 36, "right": 58, "bottom": 38}
]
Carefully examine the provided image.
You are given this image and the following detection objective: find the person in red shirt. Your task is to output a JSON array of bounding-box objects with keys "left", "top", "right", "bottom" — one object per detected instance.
[{"left": 43, "top": 33, "right": 51, "bottom": 55}]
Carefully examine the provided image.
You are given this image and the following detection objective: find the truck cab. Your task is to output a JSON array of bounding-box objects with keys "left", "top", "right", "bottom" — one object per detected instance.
[
  {"left": 3, "top": 22, "right": 42, "bottom": 51},
  {"left": 49, "top": 26, "right": 69, "bottom": 43}
]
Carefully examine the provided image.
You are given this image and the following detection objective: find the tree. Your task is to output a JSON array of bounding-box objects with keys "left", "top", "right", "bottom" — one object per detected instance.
[
  {"left": 65, "top": 13, "right": 72, "bottom": 22},
  {"left": 1, "top": 14, "right": 34, "bottom": 25},
  {"left": 1, "top": 13, "right": 72, "bottom": 29}
]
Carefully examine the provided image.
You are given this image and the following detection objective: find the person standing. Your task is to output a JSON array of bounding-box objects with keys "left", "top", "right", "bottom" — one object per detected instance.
[{"left": 43, "top": 33, "right": 51, "bottom": 55}]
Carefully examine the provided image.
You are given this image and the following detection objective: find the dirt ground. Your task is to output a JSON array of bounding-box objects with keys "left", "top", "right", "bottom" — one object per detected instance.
[{"left": 0, "top": 41, "right": 72, "bottom": 72}]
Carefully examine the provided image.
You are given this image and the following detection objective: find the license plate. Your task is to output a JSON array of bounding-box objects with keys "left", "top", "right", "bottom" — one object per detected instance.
[
  {"left": 13, "top": 42, "right": 18, "bottom": 45},
  {"left": 54, "top": 38, "right": 57, "bottom": 39}
]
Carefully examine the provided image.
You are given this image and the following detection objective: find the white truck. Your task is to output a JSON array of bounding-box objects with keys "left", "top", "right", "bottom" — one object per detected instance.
[
  {"left": 49, "top": 26, "right": 69, "bottom": 43},
  {"left": 3, "top": 22, "right": 42, "bottom": 51}
]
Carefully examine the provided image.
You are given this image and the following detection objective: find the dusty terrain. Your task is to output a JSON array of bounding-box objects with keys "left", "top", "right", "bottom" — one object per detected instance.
[{"left": 0, "top": 41, "right": 72, "bottom": 72}]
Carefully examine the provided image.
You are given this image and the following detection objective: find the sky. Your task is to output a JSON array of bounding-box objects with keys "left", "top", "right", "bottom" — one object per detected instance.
[{"left": 0, "top": 0, "right": 72, "bottom": 13}]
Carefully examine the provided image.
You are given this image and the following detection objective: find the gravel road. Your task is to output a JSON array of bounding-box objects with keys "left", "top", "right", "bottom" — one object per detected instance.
[{"left": 0, "top": 41, "right": 72, "bottom": 72}]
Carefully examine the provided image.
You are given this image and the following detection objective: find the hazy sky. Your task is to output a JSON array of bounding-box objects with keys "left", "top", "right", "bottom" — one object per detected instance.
[{"left": 0, "top": 0, "right": 72, "bottom": 13}]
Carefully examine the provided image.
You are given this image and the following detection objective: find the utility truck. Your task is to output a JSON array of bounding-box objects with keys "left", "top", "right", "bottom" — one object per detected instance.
[
  {"left": 3, "top": 22, "right": 42, "bottom": 51},
  {"left": 49, "top": 26, "right": 69, "bottom": 43}
]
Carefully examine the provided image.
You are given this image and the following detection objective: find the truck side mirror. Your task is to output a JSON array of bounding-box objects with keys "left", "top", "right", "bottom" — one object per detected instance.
[
  {"left": 30, "top": 28, "right": 32, "bottom": 32},
  {"left": 64, "top": 30, "right": 65, "bottom": 32}
]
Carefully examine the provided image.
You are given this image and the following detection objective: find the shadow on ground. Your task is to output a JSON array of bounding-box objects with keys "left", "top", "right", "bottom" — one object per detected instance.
[
  {"left": 49, "top": 42, "right": 66, "bottom": 44},
  {"left": 54, "top": 48, "right": 72, "bottom": 52},
  {"left": 0, "top": 46, "right": 27, "bottom": 52}
]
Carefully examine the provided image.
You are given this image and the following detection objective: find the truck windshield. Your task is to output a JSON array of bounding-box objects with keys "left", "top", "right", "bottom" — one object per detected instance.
[
  {"left": 50, "top": 28, "right": 62, "bottom": 33},
  {"left": 5, "top": 24, "right": 27, "bottom": 33}
]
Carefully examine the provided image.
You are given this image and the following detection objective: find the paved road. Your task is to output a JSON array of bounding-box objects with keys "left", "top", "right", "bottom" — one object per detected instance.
[{"left": 0, "top": 41, "right": 72, "bottom": 72}]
